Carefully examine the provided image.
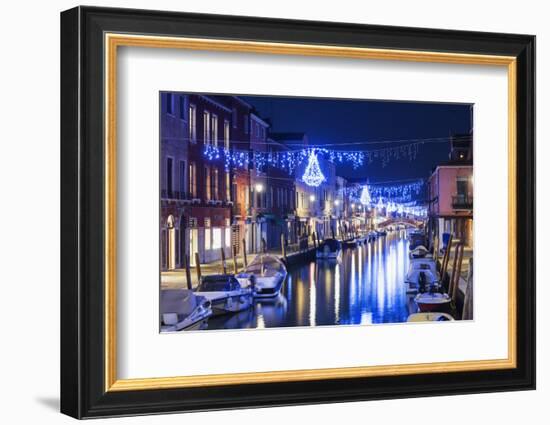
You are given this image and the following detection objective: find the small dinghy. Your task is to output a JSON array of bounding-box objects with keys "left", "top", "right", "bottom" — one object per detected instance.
[
  {"left": 414, "top": 272, "right": 452, "bottom": 312},
  {"left": 405, "top": 258, "right": 439, "bottom": 293},
  {"left": 414, "top": 290, "right": 452, "bottom": 312},
  {"left": 316, "top": 238, "right": 342, "bottom": 260},
  {"left": 160, "top": 289, "right": 212, "bottom": 332},
  {"left": 236, "top": 254, "right": 287, "bottom": 298},
  {"left": 408, "top": 230, "right": 427, "bottom": 251},
  {"left": 195, "top": 274, "right": 253, "bottom": 316},
  {"left": 410, "top": 245, "right": 430, "bottom": 259},
  {"left": 367, "top": 230, "right": 377, "bottom": 242},
  {"left": 407, "top": 312, "right": 454, "bottom": 322}
]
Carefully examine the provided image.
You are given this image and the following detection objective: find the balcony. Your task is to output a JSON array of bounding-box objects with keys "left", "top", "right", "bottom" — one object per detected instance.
[
  {"left": 232, "top": 202, "right": 243, "bottom": 215},
  {"left": 161, "top": 190, "right": 195, "bottom": 200},
  {"left": 452, "top": 194, "right": 473, "bottom": 210}
]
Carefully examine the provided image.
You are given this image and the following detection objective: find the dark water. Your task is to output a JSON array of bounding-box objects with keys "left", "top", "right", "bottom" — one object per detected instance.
[{"left": 206, "top": 230, "right": 417, "bottom": 330}]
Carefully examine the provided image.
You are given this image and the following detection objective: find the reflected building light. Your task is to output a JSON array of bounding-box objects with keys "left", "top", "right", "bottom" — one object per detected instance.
[
  {"left": 335, "top": 264, "right": 341, "bottom": 324},
  {"left": 309, "top": 262, "right": 316, "bottom": 327},
  {"left": 360, "top": 311, "right": 373, "bottom": 325},
  {"left": 256, "top": 312, "right": 266, "bottom": 329}
]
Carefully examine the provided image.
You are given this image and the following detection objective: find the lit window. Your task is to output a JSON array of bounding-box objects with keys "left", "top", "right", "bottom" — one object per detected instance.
[
  {"left": 224, "top": 120, "right": 230, "bottom": 151},
  {"left": 188, "top": 104, "right": 196, "bottom": 143},
  {"left": 212, "top": 114, "right": 218, "bottom": 147},
  {"left": 203, "top": 111, "right": 211, "bottom": 145},
  {"left": 225, "top": 227, "right": 231, "bottom": 247},
  {"left": 212, "top": 228, "right": 222, "bottom": 249},
  {"left": 205, "top": 228, "right": 211, "bottom": 250},
  {"left": 205, "top": 166, "right": 211, "bottom": 200}
]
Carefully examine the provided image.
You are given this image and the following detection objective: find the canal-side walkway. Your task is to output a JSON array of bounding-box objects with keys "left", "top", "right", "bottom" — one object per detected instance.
[{"left": 161, "top": 247, "right": 316, "bottom": 290}]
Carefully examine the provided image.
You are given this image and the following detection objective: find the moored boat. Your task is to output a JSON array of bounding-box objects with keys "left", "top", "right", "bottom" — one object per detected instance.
[
  {"left": 405, "top": 258, "right": 439, "bottom": 293},
  {"left": 414, "top": 290, "right": 452, "bottom": 312},
  {"left": 160, "top": 289, "right": 212, "bottom": 332},
  {"left": 408, "top": 230, "right": 427, "bottom": 250},
  {"left": 195, "top": 274, "right": 253, "bottom": 316},
  {"left": 236, "top": 254, "right": 287, "bottom": 298},
  {"left": 407, "top": 312, "right": 454, "bottom": 322},
  {"left": 316, "top": 238, "right": 343, "bottom": 260},
  {"left": 410, "top": 245, "right": 430, "bottom": 259}
]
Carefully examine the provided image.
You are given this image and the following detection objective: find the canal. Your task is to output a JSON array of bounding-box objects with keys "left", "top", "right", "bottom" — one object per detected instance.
[{"left": 206, "top": 230, "right": 417, "bottom": 330}]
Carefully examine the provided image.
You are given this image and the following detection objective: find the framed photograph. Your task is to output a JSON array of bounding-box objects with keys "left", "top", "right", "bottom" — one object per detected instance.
[{"left": 60, "top": 6, "right": 535, "bottom": 419}]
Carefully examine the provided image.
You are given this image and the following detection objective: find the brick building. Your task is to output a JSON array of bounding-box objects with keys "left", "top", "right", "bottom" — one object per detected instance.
[{"left": 160, "top": 93, "right": 233, "bottom": 270}]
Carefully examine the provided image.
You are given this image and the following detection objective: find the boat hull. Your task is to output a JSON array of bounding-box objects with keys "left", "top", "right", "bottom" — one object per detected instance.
[{"left": 415, "top": 293, "right": 452, "bottom": 313}]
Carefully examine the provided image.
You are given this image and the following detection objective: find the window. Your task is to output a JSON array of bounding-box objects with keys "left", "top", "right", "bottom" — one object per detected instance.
[
  {"left": 456, "top": 176, "right": 468, "bottom": 195},
  {"left": 166, "top": 158, "right": 173, "bottom": 196},
  {"left": 225, "top": 227, "right": 231, "bottom": 248},
  {"left": 179, "top": 96, "right": 185, "bottom": 120},
  {"left": 213, "top": 168, "right": 219, "bottom": 200},
  {"left": 188, "top": 162, "right": 197, "bottom": 197},
  {"left": 203, "top": 110, "right": 211, "bottom": 145},
  {"left": 212, "top": 228, "right": 222, "bottom": 250},
  {"left": 205, "top": 228, "right": 211, "bottom": 250},
  {"left": 166, "top": 93, "right": 174, "bottom": 115},
  {"left": 225, "top": 172, "right": 231, "bottom": 201},
  {"left": 224, "top": 120, "right": 230, "bottom": 151},
  {"left": 179, "top": 160, "right": 186, "bottom": 197},
  {"left": 205, "top": 166, "right": 211, "bottom": 200},
  {"left": 188, "top": 104, "right": 196, "bottom": 143},
  {"left": 212, "top": 114, "right": 218, "bottom": 147}
]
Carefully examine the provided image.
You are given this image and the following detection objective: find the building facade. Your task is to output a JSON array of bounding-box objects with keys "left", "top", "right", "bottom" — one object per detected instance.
[
  {"left": 428, "top": 134, "right": 474, "bottom": 248},
  {"left": 160, "top": 93, "right": 234, "bottom": 270}
]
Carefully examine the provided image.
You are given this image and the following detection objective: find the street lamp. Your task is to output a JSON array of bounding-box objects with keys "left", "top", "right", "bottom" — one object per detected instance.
[
  {"left": 309, "top": 194, "right": 316, "bottom": 202},
  {"left": 255, "top": 183, "right": 264, "bottom": 193},
  {"left": 334, "top": 199, "right": 340, "bottom": 206}
]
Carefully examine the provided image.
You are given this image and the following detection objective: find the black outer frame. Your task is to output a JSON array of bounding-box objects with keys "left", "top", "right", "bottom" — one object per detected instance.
[{"left": 60, "top": 6, "right": 535, "bottom": 419}]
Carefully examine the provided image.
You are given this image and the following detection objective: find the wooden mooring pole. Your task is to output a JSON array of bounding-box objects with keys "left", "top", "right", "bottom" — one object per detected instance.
[
  {"left": 242, "top": 238, "right": 248, "bottom": 268},
  {"left": 184, "top": 254, "right": 192, "bottom": 290},
  {"left": 220, "top": 247, "right": 227, "bottom": 274},
  {"left": 281, "top": 233, "right": 287, "bottom": 260},
  {"left": 194, "top": 252, "right": 202, "bottom": 284},
  {"left": 232, "top": 246, "right": 238, "bottom": 274}
]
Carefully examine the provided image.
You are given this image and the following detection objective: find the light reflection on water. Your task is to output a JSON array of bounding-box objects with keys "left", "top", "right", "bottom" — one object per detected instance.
[{"left": 206, "top": 231, "right": 415, "bottom": 330}]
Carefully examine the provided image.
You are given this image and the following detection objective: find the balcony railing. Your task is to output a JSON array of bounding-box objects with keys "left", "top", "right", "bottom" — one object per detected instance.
[
  {"left": 232, "top": 202, "right": 243, "bottom": 214},
  {"left": 161, "top": 189, "right": 196, "bottom": 200},
  {"left": 452, "top": 194, "right": 473, "bottom": 209}
]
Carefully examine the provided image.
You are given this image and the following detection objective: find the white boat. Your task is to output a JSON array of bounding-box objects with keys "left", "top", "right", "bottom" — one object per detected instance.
[
  {"left": 160, "top": 289, "right": 212, "bottom": 332},
  {"left": 409, "top": 245, "right": 430, "bottom": 259},
  {"left": 407, "top": 312, "right": 454, "bottom": 322},
  {"left": 316, "top": 238, "right": 342, "bottom": 260},
  {"left": 195, "top": 274, "right": 253, "bottom": 316},
  {"left": 405, "top": 258, "right": 439, "bottom": 293},
  {"left": 236, "top": 254, "right": 287, "bottom": 298},
  {"left": 367, "top": 230, "right": 377, "bottom": 242}
]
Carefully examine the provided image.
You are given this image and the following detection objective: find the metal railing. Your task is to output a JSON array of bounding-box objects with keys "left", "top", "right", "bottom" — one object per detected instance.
[{"left": 452, "top": 195, "right": 473, "bottom": 209}]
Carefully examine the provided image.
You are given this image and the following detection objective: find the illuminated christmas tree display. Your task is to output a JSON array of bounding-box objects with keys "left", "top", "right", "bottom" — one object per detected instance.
[
  {"left": 302, "top": 150, "right": 326, "bottom": 187},
  {"left": 360, "top": 185, "right": 371, "bottom": 206}
]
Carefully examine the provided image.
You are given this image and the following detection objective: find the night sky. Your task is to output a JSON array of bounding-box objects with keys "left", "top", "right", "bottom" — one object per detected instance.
[{"left": 241, "top": 95, "right": 473, "bottom": 184}]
